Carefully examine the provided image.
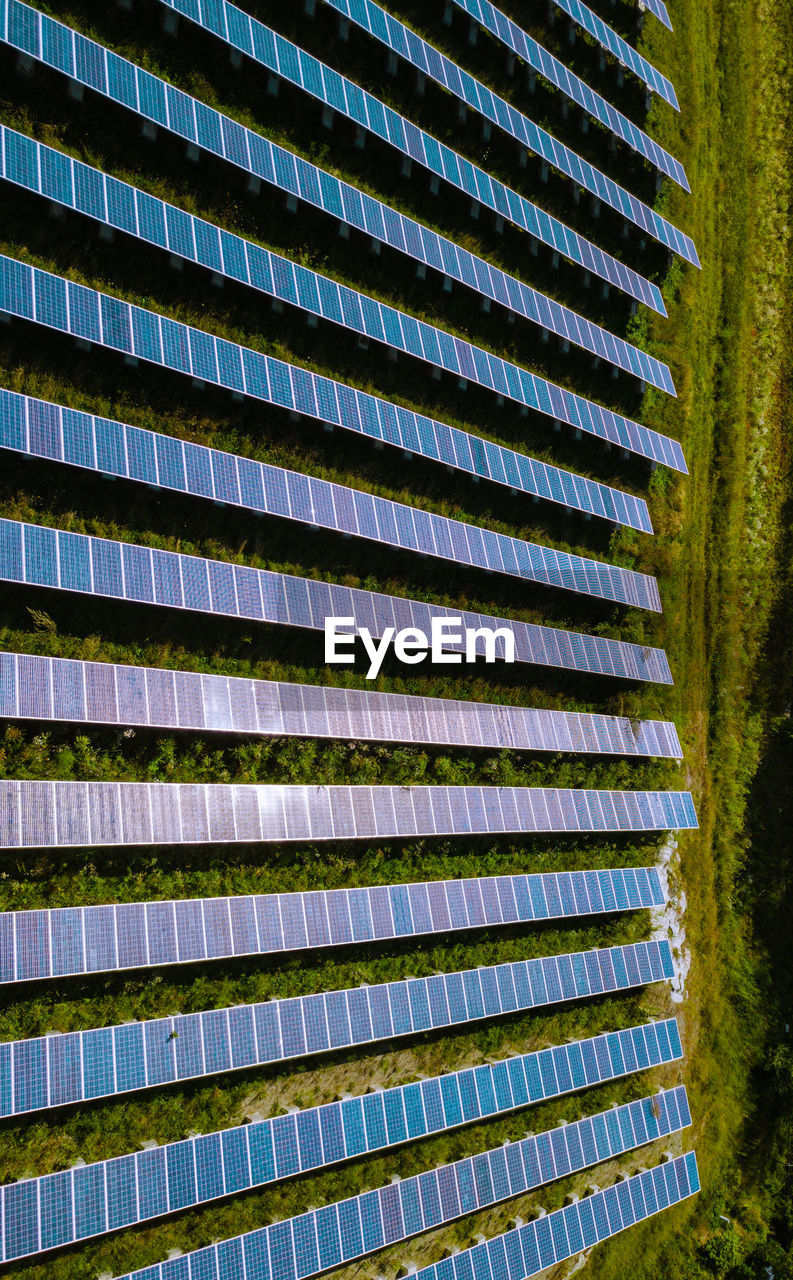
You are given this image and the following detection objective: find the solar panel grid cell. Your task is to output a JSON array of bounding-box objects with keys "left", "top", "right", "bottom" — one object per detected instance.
[
  {"left": 0, "top": 518, "right": 676, "bottom": 682},
  {"left": 0, "top": 0, "right": 670, "bottom": 310},
  {"left": 327, "top": 0, "right": 686, "bottom": 187},
  {"left": 0, "top": 243, "right": 686, "bottom": 475},
  {"left": 0, "top": 941, "right": 676, "bottom": 1119}
]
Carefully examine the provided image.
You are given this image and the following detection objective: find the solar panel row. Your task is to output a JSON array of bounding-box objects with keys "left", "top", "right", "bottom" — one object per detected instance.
[
  {"left": 0, "top": 411, "right": 658, "bottom": 585},
  {"left": 0, "top": 0, "right": 668, "bottom": 312},
  {"left": 0, "top": 865, "right": 667, "bottom": 984},
  {"left": 0, "top": 125, "right": 674, "bottom": 397},
  {"left": 0, "top": 780, "right": 699, "bottom": 850},
  {"left": 0, "top": 518, "right": 676, "bottom": 684},
  {"left": 1, "top": 383, "right": 657, "bottom": 554},
  {"left": 0, "top": 391, "right": 661, "bottom": 604},
  {"left": 157, "top": 0, "right": 696, "bottom": 260},
  {"left": 323, "top": 0, "right": 687, "bottom": 187},
  {"left": 0, "top": 1022, "right": 683, "bottom": 1260},
  {"left": 0, "top": 650, "right": 683, "bottom": 758},
  {"left": 549, "top": 0, "right": 679, "bottom": 109},
  {"left": 0, "top": 940, "right": 675, "bottom": 1118},
  {"left": 0, "top": 250, "right": 688, "bottom": 476},
  {"left": 96, "top": 1087, "right": 690, "bottom": 1279},
  {"left": 397, "top": 1152, "right": 699, "bottom": 1280}
]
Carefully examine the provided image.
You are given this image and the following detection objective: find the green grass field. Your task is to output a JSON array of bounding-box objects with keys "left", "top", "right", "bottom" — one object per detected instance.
[{"left": 0, "top": 0, "right": 791, "bottom": 1276}]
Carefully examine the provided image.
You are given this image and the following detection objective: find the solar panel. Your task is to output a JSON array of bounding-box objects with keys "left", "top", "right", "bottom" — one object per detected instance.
[
  {"left": 549, "top": 0, "right": 679, "bottom": 109},
  {"left": 324, "top": 0, "right": 687, "bottom": 188},
  {"left": 0, "top": 517, "right": 677, "bottom": 684},
  {"left": 0, "top": 393, "right": 660, "bottom": 598},
  {"left": 0, "top": 251, "right": 688, "bottom": 477},
  {"left": 15, "top": 1085, "right": 688, "bottom": 1269},
  {"left": 156, "top": 0, "right": 696, "bottom": 260},
  {"left": 0, "top": 125, "right": 674, "bottom": 397},
  {"left": 0, "top": 650, "right": 684, "bottom": 759},
  {"left": 383, "top": 1153, "right": 699, "bottom": 1280},
  {"left": 0, "top": 379, "right": 656, "bottom": 549},
  {"left": 0, "top": 0, "right": 671, "bottom": 311},
  {"left": 0, "top": 1018, "right": 682, "bottom": 1258},
  {"left": 0, "top": 939, "right": 676, "bottom": 1118},
  {"left": 0, "top": 865, "right": 668, "bottom": 984},
  {"left": 640, "top": 0, "right": 674, "bottom": 31},
  {"left": 0, "top": 780, "right": 698, "bottom": 849}
]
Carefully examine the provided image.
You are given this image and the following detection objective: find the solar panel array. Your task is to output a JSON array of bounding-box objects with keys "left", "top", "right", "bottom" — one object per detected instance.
[
  {"left": 0, "top": 250, "right": 688, "bottom": 476},
  {"left": 0, "top": 780, "right": 698, "bottom": 849},
  {"left": 549, "top": 0, "right": 679, "bottom": 108},
  {"left": 93, "top": 1086, "right": 689, "bottom": 1280},
  {"left": 399, "top": 1152, "right": 699, "bottom": 1280},
  {"left": 0, "top": 388, "right": 656, "bottom": 549},
  {"left": 0, "top": 517, "right": 676, "bottom": 684},
  {"left": 0, "top": 650, "right": 684, "bottom": 757},
  {"left": 0, "top": 396, "right": 660, "bottom": 606},
  {"left": 157, "top": 0, "right": 697, "bottom": 261},
  {"left": 0, "top": 0, "right": 670, "bottom": 312},
  {"left": 0, "top": 127, "right": 673, "bottom": 397},
  {"left": 325, "top": 0, "right": 687, "bottom": 187},
  {"left": 0, "top": 1020, "right": 683, "bottom": 1261},
  {"left": 0, "top": 866, "right": 667, "bottom": 984},
  {"left": 0, "top": 939, "right": 675, "bottom": 1118},
  {"left": 0, "top": 0, "right": 698, "bottom": 1269}
]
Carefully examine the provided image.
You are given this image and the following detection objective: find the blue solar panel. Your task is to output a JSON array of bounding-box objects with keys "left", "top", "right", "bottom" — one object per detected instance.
[
  {"left": 0, "top": 250, "right": 688, "bottom": 475},
  {"left": 0, "top": 0, "right": 670, "bottom": 310},
  {"left": 549, "top": 0, "right": 679, "bottom": 109},
  {"left": 157, "top": 0, "right": 696, "bottom": 259},
  {"left": 405, "top": 1153, "right": 698, "bottom": 1280},
  {"left": 0, "top": 1020, "right": 683, "bottom": 1257},
  {"left": 0, "top": 780, "right": 698, "bottom": 849},
  {"left": 0, "top": 517, "right": 677, "bottom": 683},
  {"left": 0, "top": 940, "right": 676, "bottom": 1120},
  {"left": 0, "top": 375, "right": 656, "bottom": 539},
  {"left": 0, "top": 651, "right": 684, "bottom": 760},
  {"left": 323, "top": 0, "right": 687, "bottom": 188},
  {"left": 11, "top": 1085, "right": 688, "bottom": 1268},
  {"left": 640, "top": 0, "right": 673, "bottom": 31},
  {"left": 0, "top": 124, "right": 675, "bottom": 396},
  {"left": 0, "top": 864, "right": 668, "bottom": 983},
  {"left": 0, "top": 392, "right": 660, "bottom": 599}
]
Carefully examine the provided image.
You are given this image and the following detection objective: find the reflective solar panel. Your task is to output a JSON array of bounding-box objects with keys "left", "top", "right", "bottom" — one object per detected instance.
[
  {"left": 157, "top": 0, "right": 696, "bottom": 258},
  {"left": 0, "top": 517, "right": 676, "bottom": 683},
  {"left": 0, "top": 1021, "right": 684, "bottom": 1259},
  {"left": 0, "top": 378, "right": 657, "bottom": 544},
  {"left": 639, "top": 0, "right": 673, "bottom": 31},
  {"left": 0, "top": 940, "right": 677, "bottom": 1118},
  {"left": 0, "top": 250, "right": 688, "bottom": 475},
  {"left": 0, "top": 124, "right": 675, "bottom": 396},
  {"left": 0, "top": 780, "right": 698, "bottom": 849},
  {"left": 0, "top": 392, "right": 660, "bottom": 599},
  {"left": 0, "top": 865, "right": 668, "bottom": 983},
  {"left": 27, "top": 1086, "right": 687, "bottom": 1272},
  {"left": 549, "top": 0, "right": 679, "bottom": 109},
  {"left": 0, "top": 650, "right": 684, "bottom": 759},
  {"left": 0, "top": 0, "right": 670, "bottom": 311},
  {"left": 325, "top": 0, "right": 687, "bottom": 188},
  {"left": 386, "top": 1153, "right": 698, "bottom": 1280}
]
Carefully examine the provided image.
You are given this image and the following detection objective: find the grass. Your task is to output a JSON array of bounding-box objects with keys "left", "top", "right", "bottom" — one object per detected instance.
[{"left": 0, "top": 0, "right": 791, "bottom": 1275}]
